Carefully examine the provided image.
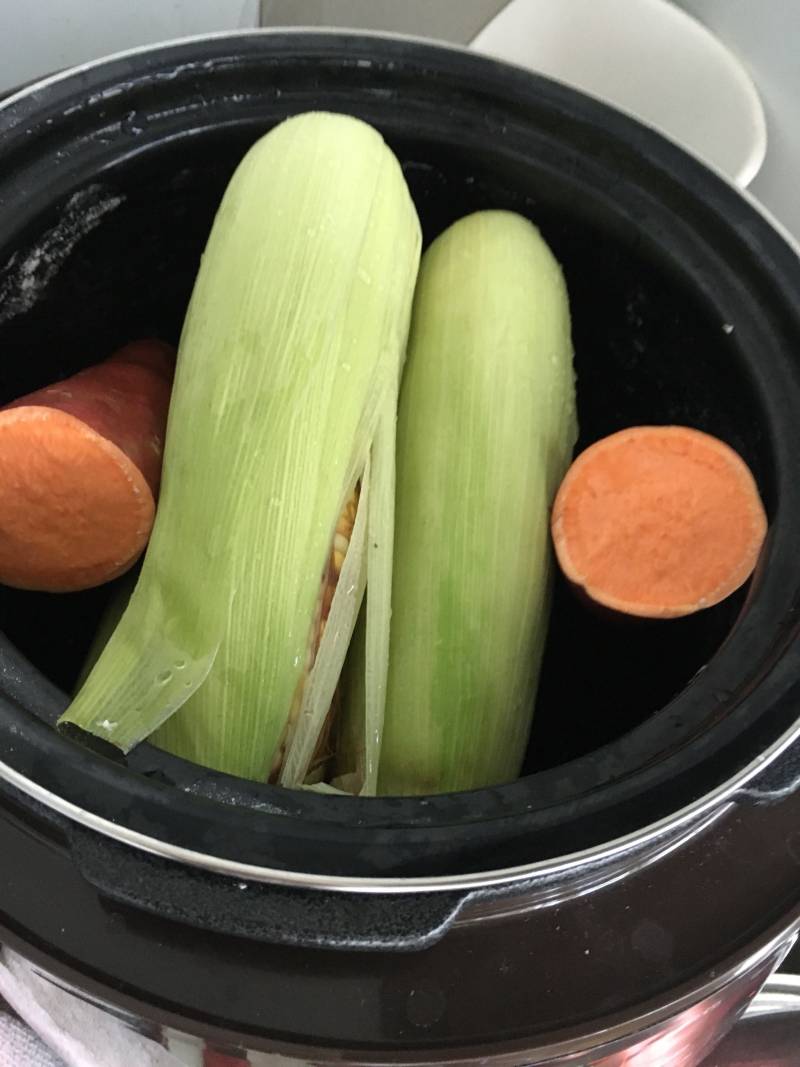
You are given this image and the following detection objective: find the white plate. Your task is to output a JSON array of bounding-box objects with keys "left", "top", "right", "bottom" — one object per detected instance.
[{"left": 470, "top": 0, "right": 766, "bottom": 187}]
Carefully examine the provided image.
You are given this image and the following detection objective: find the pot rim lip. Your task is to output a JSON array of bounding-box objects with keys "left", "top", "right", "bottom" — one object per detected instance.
[
  {"left": 1, "top": 28, "right": 800, "bottom": 895},
  {"left": 0, "top": 707, "right": 797, "bottom": 895},
  {"left": 0, "top": 22, "right": 771, "bottom": 190}
]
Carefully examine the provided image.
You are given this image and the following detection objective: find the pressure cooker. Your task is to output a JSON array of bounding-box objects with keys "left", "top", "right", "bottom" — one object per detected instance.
[{"left": 1, "top": 31, "right": 800, "bottom": 1066}]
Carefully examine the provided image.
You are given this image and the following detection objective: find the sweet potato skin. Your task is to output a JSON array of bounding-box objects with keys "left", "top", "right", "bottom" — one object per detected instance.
[{"left": 0, "top": 340, "right": 174, "bottom": 592}]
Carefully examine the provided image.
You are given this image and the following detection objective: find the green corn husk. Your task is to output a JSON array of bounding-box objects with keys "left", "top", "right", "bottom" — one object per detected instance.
[
  {"left": 73, "top": 571, "right": 137, "bottom": 695},
  {"left": 341, "top": 210, "right": 577, "bottom": 795},
  {"left": 59, "top": 112, "right": 421, "bottom": 782},
  {"left": 333, "top": 601, "right": 368, "bottom": 790}
]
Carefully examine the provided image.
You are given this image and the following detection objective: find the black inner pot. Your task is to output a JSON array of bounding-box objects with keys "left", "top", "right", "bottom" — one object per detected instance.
[
  {"left": 1, "top": 32, "right": 800, "bottom": 878},
  {"left": 0, "top": 134, "right": 763, "bottom": 766}
]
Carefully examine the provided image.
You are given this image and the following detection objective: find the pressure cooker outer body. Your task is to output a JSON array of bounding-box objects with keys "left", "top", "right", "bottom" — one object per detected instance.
[
  {"left": 4, "top": 953, "right": 791, "bottom": 1067},
  {"left": 1, "top": 27, "right": 800, "bottom": 1067},
  {"left": 705, "top": 974, "right": 800, "bottom": 1065},
  {"left": 2, "top": 775, "right": 800, "bottom": 1064}
]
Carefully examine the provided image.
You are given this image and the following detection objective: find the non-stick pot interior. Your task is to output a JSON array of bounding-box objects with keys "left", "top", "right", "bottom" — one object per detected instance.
[{"left": 0, "top": 33, "right": 798, "bottom": 877}]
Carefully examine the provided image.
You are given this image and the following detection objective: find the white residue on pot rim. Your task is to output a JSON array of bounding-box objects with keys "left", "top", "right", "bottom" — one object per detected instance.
[{"left": 0, "top": 183, "right": 124, "bottom": 326}]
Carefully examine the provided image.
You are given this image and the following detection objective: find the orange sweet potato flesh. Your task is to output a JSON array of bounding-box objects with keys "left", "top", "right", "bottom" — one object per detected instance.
[
  {"left": 551, "top": 425, "right": 768, "bottom": 619},
  {"left": 0, "top": 339, "right": 174, "bottom": 593}
]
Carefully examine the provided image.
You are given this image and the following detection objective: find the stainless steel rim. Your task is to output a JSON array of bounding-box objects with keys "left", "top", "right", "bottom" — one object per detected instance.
[{"left": 0, "top": 29, "right": 799, "bottom": 893}]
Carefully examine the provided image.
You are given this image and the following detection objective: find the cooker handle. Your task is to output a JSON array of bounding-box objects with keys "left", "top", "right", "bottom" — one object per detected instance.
[
  {"left": 66, "top": 824, "right": 471, "bottom": 951},
  {"left": 736, "top": 737, "right": 800, "bottom": 804}
]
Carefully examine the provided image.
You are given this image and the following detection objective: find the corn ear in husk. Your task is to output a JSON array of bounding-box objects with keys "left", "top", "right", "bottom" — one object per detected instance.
[
  {"left": 341, "top": 210, "right": 577, "bottom": 795},
  {"left": 59, "top": 112, "right": 421, "bottom": 782}
]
